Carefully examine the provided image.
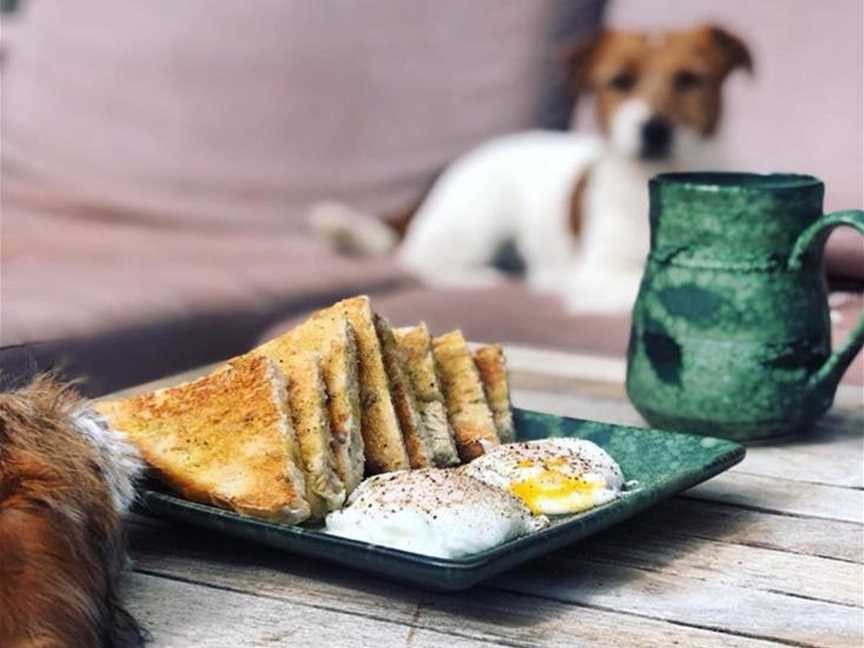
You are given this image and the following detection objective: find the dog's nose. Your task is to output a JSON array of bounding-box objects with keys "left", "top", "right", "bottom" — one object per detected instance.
[{"left": 640, "top": 116, "right": 673, "bottom": 160}]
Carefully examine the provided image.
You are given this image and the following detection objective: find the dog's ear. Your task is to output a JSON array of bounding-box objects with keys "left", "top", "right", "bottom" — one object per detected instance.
[
  {"left": 698, "top": 24, "right": 753, "bottom": 77},
  {"left": 562, "top": 32, "right": 606, "bottom": 96}
]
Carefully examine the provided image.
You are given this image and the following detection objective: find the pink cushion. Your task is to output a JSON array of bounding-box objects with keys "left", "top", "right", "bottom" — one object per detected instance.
[
  {"left": 2, "top": 0, "right": 603, "bottom": 231},
  {"left": 0, "top": 0, "right": 604, "bottom": 350},
  {"left": 0, "top": 198, "right": 411, "bottom": 345}
]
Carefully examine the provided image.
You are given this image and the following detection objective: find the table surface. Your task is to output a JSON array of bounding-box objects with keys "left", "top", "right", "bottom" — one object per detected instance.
[{"left": 119, "top": 347, "right": 864, "bottom": 648}]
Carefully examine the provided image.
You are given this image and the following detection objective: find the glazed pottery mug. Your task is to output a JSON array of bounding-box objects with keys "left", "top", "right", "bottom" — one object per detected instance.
[{"left": 626, "top": 172, "right": 864, "bottom": 441}]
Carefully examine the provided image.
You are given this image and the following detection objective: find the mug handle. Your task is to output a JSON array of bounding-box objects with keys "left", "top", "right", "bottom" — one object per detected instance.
[{"left": 788, "top": 210, "right": 864, "bottom": 392}]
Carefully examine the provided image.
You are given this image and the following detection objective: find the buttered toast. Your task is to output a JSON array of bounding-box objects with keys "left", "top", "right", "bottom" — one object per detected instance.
[
  {"left": 393, "top": 324, "right": 460, "bottom": 467},
  {"left": 257, "top": 315, "right": 365, "bottom": 494},
  {"left": 98, "top": 295, "right": 519, "bottom": 527},
  {"left": 95, "top": 355, "right": 310, "bottom": 523},
  {"left": 375, "top": 315, "right": 433, "bottom": 469},
  {"left": 314, "top": 296, "right": 410, "bottom": 474},
  {"left": 432, "top": 330, "right": 501, "bottom": 461},
  {"left": 250, "top": 345, "right": 345, "bottom": 516},
  {"left": 473, "top": 345, "right": 515, "bottom": 444}
]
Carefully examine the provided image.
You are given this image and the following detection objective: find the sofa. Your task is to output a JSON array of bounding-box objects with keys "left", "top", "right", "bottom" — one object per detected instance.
[{"left": 1, "top": 0, "right": 861, "bottom": 395}]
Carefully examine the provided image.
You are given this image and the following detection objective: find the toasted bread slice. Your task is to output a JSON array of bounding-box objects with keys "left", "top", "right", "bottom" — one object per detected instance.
[
  {"left": 311, "top": 296, "right": 409, "bottom": 474},
  {"left": 473, "top": 344, "right": 515, "bottom": 443},
  {"left": 319, "top": 321, "right": 364, "bottom": 492},
  {"left": 259, "top": 315, "right": 365, "bottom": 494},
  {"left": 375, "top": 315, "right": 433, "bottom": 469},
  {"left": 432, "top": 330, "right": 500, "bottom": 461},
  {"left": 251, "top": 344, "right": 346, "bottom": 516},
  {"left": 95, "top": 355, "right": 310, "bottom": 523},
  {"left": 394, "top": 324, "right": 460, "bottom": 467}
]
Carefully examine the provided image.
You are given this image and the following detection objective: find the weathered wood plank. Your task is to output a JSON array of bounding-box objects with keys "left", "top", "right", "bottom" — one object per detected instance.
[
  {"left": 124, "top": 571, "right": 490, "bottom": 648},
  {"left": 494, "top": 560, "right": 862, "bottom": 648},
  {"left": 512, "top": 387, "right": 642, "bottom": 427},
  {"left": 125, "top": 518, "right": 857, "bottom": 647},
  {"left": 605, "top": 497, "right": 864, "bottom": 564},
  {"left": 735, "top": 439, "right": 863, "bottom": 490},
  {"left": 504, "top": 346, "right": 631, "bottom": 385},
  {"left": 564, "top": 529, "right": 862, "bottom": 607},
  {"left": 125, "top": 538, "right": 786, "bottom": 648},
  {"left": 686, "top": 472, "right": 863, "bottom": 524}
]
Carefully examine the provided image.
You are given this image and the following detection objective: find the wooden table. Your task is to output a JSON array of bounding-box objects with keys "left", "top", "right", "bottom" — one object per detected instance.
[{"left": 120, "top": 347, "right": 864, "bottom": 648}]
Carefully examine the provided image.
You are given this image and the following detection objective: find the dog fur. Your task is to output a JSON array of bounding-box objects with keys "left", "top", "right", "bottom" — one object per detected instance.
[
  {"left": 310, "top": 24, "right": 752, "bottom": 313},
  {"left": 0, "top": 376, "right": 144, "bottom": 648}
]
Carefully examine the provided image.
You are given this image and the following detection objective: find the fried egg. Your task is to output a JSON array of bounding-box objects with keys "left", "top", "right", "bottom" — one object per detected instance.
[
  {"left": 461, "top": 438, "right": 624, "bottom": 515},
  {"left": 324, "top": 468, "right": 548, "bottom": 558}
]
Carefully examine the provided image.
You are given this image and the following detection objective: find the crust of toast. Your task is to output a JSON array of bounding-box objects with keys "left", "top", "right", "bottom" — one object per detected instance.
[
  {"left": 375, "top": 315, "right": 432, "bottom": 469},
  {"left": 432, "top": 330, "right": 500, "bottom": 461},
  {"left": 260, "top": 315, "right": 365, "bottom": 494},
  {"left": 312, "top": 296, "right": 409, "bottom": 474},
  {"left": 394, "top": 323, "right": 460, "bottom": 467},
  {"left": 321, "top": 322, "right": 365, "bottom": 491},
  {"left": 251, "top": 343, "right": 346, "bottom": 516},
  {"left": 95, "top": 355, "right": 310, "bottom": 523},
  {"left": 473, "top": 345, "right": 515, "bottom": 443}
]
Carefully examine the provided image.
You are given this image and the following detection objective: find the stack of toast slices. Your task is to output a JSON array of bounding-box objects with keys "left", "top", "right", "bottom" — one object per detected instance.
[{"left": 96, "top": 296, "right": 515, "bottom": 524}]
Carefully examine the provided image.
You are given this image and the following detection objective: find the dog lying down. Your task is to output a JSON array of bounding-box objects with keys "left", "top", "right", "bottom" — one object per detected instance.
[
  {"left": 312, "top": 24, "right": 752, "bottom": 314},
  {"left": 0, "top": 376, "right": 145, "bottom": 647}
]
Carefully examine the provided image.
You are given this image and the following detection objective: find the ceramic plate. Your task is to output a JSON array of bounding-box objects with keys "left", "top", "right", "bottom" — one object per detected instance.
[{"left": 134, "top": 408, "right": 745, "bottom": 591}]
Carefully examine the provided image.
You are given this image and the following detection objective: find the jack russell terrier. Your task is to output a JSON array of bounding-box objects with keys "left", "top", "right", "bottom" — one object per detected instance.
[{"left": 312, "top": 24, "right": 753, "bottom": 313}]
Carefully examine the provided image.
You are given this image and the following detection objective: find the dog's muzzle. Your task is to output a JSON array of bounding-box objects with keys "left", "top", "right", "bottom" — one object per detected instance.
[{"left": 640, "top": 116, "right": 673, "bottom": 160}]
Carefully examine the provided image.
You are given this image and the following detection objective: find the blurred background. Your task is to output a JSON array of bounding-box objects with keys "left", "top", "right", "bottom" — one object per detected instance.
[{"left": 1, "top": 0, "right": 861, "bottom": 394}]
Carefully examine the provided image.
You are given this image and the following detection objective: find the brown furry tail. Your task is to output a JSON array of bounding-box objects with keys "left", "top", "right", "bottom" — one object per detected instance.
[{"left": 0, "top": 376, "right": 146, "bottom": 647}]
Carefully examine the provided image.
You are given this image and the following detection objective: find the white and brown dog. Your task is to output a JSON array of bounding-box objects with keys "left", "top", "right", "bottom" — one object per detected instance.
[{"left": 312, "top": 24, "right": 752, "bottom": 313}]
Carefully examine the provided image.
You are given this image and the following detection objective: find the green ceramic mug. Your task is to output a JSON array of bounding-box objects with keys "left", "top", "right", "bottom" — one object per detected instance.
[{"left": 626, "top": 172, "right": 864, "bottom": 441}]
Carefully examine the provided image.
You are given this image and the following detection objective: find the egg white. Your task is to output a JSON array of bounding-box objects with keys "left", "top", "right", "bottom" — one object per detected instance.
[
  {"left": 324, "top": 468, "right": 549, "bottom": 558},
  {"left": 461, "top": 438, "right": 624, "bottom": 515}
]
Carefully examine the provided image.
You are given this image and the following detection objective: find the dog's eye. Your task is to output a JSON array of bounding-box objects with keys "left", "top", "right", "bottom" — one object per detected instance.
[
  {"left": 674, "top": 70, "right": 703, "bottom": 91},
  {"left": 608, "top": 72, "right": 637, "bottom": 92}
]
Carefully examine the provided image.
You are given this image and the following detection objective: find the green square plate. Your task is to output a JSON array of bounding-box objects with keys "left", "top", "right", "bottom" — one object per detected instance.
[{"left": 134, "top": 408, "right": 745, "bottom": 591}]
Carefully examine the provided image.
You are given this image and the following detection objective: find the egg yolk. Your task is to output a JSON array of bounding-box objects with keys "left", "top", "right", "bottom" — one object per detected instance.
[{"left": 508, "top": 466, "right": 602, "bottom": 515}]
